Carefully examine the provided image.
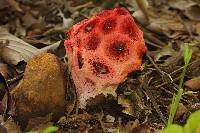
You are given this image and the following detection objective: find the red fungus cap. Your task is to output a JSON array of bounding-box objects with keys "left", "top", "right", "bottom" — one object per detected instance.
[{"left": 64, "top": 8, "right": 147, "bottom": 108}]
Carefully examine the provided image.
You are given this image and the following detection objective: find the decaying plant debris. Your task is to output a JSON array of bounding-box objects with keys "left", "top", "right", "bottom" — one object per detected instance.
[{"left": 0, "top": 0, "right": 200, "bottom": 132}]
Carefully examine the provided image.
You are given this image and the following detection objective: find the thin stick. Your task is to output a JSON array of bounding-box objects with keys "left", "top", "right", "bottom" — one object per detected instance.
[
  {"left": 136, "top": 0, "right": 150, "bottom": 23},
  {"left": 142, "top": 81, "right": 167, "bottom": 125}
]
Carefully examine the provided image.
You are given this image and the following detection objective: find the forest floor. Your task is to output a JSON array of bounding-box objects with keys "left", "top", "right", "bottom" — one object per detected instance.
[{"left": 0, "top": 0, "right": 200, "bottom": 132}]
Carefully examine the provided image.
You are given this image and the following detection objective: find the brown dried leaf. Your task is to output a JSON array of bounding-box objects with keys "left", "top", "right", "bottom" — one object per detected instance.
[
  {"left": 0, "top": 27, "right": 40, "bottom": 65},
  {"left": 6, "top": 0, "right": 22, "bottom": 12},
  {"left": 184, "top": 5, "right": 200, "bottom": 21},
  {"left": 168, "top": 0, "right": 196, "bottom": 10},
  {"left": 133, "top": 10, "right": 149, "bottom": 25},
  {"left": 175, "top": 103, "right": 188, "bottom": 120},
  {"left": 147, "top": 17, "right": 185, "bottom": 38},
  {"left": 153, "top": 44, "right": 178, "bottom": 62},
  {"left": 168, "top": 0, "right": 200, "bottom": 21},
  {"left": 22, "top": 12, "right": 38, "bottom": 28},
  {"left": 145, "top": 7, "right": 185, "bottom": 38},
  {"left": 185, "top": 76, "right": 200, "bottom": 91}
]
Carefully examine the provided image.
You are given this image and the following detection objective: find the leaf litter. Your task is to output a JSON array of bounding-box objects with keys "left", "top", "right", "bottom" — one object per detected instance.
[{"left": 0, "top": 0, "right": 200, "bottom": 132}]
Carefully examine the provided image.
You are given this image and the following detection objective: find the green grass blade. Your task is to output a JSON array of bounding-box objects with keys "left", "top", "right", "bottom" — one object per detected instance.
[
  {"left": 167, "top": 43, "right": 192, "bottom": 126},
  {"left": 167, "top": 88, "right": 183, "bottom": 126},
  {"left": 41, "top": 126, "right": 58, "bottom": 133},
  {"left": 160, "top": 124, "right": 183, "bottom": 133}
]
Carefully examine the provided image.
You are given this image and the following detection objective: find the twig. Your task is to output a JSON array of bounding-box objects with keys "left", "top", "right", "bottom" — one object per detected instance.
[
  {"left": 39, "top": 41, "right": 61, "bottom": 53},
  {"left": 141, "top": 77, "right": 167, "bottom": 125},
  {"left": 144, "top": 32, "right": 166, "bottom": 47},
  {"left": 145, "top": 39, "right": 162, "bottom": 49},
  {"left": 170, "top": 59, "right": 200, "bottom": 76},
  {"left": 7, "top": 74, "right": 23, "bottom": 85},
  {"left": 146, "top": 53, "right": 162, "bottom": 74},
  {"left": 73, "top": 1, "right": 94, "bottom": 11},
  {"left": 136, "top": 0, "right": 150, "bottom": 23},
  {"left": 98, "top": 112, "right": 107, "bottom": 133},
  {"left": 155, "top": 77, "right": 180, "bottom": 89},
  {"left": 154, "top": 59, "right": 200, "bottom": 89},
  {"left": 146, "top": 53, "right": 177, "bottom": 89}
]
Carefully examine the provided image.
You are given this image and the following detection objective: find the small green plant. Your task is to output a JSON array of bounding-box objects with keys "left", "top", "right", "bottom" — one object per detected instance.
[
  {"left": 167, "top": 43, "right": 193, "bottom": 126},
  {"left": 159, "top": 43, "right": 198, "bottom": 133},
  {"left": 160, "top": 110, "right": 200, "bottom": 133},
  {"left": 184, "top": 110, "right": 200, "bottom": 133},
  {"left": 26, "top": 126, "right": 58, "bottom": 133}
]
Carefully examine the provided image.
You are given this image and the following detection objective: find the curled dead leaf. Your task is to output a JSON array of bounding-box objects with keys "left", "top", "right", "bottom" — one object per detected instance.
[
  {"left": 153, "top": 44, "right": 178, "bottom": 63},
  {"left": 168, "top": 0, "right": 200, "bottom": 21},
  {"left": 0, "top": 27, "right": 40, "bottom": 65},
  {"left": 185, "top": 76, "right": 200, "bottom": 91},
  {"left": 175, "top": 103, "right": 188, "bottom": 120},
  {"left": 147, "top": 18, "right": 185, "bottom": 38},
  {"left": 184, "top": 5, "right": 200, "bottom": 21}
]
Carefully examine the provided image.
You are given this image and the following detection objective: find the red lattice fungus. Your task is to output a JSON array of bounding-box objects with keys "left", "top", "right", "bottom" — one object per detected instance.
[{"left": 64, "top": 8, "right": 147, "bottom": 108}]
